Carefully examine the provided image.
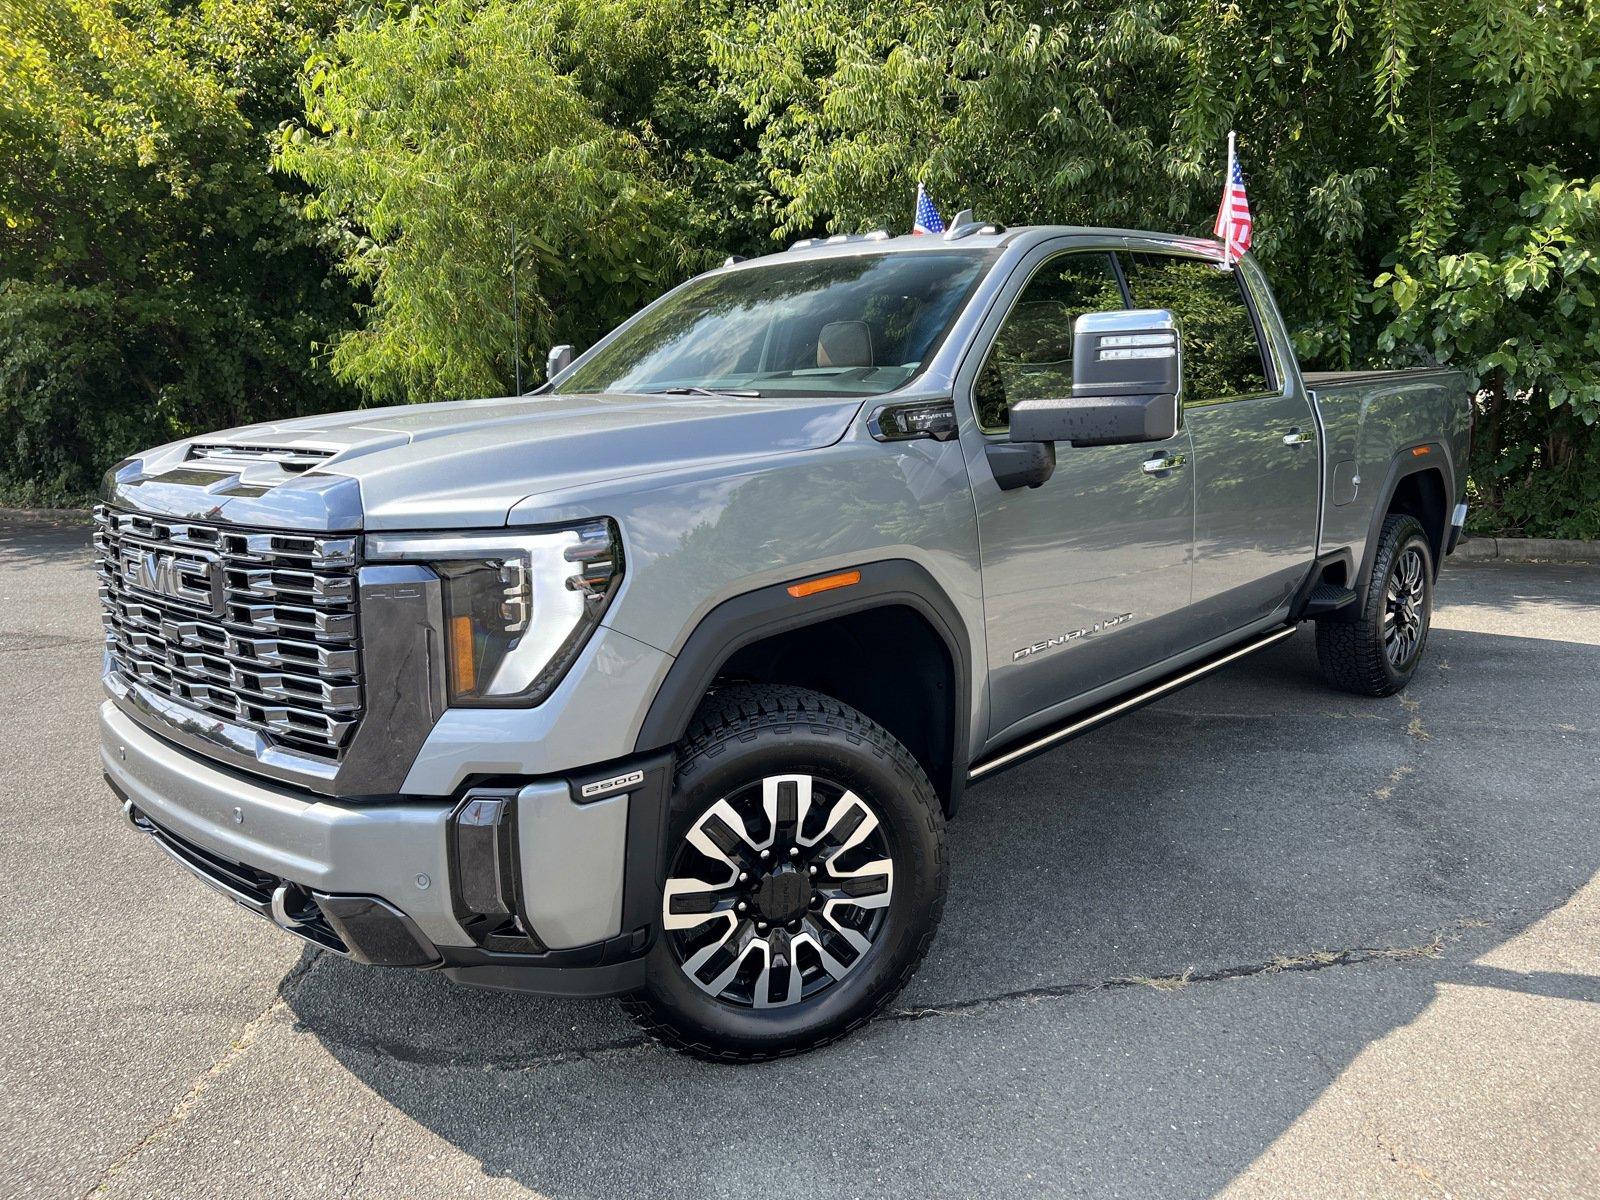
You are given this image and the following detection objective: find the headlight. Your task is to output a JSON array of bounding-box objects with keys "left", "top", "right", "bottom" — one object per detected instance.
[{"left": 367, "top": 520, "right": 623, "bottom": 706}]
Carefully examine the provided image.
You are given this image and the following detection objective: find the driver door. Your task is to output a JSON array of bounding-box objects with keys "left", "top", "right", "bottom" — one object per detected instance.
[{"left": 958, "top": 248, "right": 1196, "bottom": 741}]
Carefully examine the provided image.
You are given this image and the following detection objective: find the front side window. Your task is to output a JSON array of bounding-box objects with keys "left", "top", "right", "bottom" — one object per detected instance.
[
  {"left": 1122, "top": 253, "right": 1272, "bottom": 403},
  {"left": 555, "top": 251, "right": 997, "bottom": 398},
  {"left": 973, "top": 252, "right": 1125, "bottom": 431}
]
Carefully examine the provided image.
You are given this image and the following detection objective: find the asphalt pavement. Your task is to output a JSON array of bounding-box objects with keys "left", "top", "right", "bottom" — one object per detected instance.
[{"left": 1, "top": 515, "right": 1596, "bottom": 1199}]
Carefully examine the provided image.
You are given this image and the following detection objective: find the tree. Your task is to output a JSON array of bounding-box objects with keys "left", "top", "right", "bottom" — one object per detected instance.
[
  {"left": 0, "top": 0, "right": 359, "bottom": 504},
  {"left": 6, "top": 0, "right": 1596, "bottom": 534},
  {"left": 714, "top": 0, "right": 1600, "bottom": 535},
  {"left": 277, "top": 0, "right": 763, "bottom": 402}
]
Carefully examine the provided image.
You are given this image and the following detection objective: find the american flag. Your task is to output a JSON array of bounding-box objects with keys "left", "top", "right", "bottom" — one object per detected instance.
[
  {"left": 913, "top": 184, "right": 945, "bottom": 235},
  {"left": 1213, "top": 134, "right": 1252, "bottom": 263}
]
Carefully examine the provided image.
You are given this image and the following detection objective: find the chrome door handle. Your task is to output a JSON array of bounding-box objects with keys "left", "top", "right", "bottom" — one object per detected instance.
[
  {"left": 1282, "top": 429, "right": 1314, "bottom": 446},
  {"left": 1142, "top": 453, "right": 1186, "bottom": 475}
]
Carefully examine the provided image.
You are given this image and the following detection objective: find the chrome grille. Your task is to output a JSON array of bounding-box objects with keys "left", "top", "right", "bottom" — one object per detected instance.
[{"left": 95, "top": 506, "right": 362, "bottom": 761}]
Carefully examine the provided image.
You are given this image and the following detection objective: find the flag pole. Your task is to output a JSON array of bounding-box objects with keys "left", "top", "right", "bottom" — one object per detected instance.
[{"left": 1222, "top": 131, "right": 1236, "bottom": 267}]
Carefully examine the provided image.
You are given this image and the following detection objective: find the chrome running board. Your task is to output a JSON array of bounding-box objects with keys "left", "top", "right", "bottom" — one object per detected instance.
[{"left": 967, "top": 624, "right": 1300, "bottom": 783}]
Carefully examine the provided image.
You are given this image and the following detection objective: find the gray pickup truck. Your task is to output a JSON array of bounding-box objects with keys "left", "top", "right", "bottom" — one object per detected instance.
[{"left": 98, "top": 221, "right": 1471, "bottom": 1060}]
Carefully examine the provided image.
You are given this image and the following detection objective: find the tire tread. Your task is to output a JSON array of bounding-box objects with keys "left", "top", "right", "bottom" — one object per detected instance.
[{"left": 1315, "top": 514, "right": 1429, "bottom": 697}]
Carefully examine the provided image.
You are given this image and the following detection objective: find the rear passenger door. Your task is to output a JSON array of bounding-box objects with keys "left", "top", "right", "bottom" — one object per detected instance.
[{"left": 1121, "top": 250, "right": 1318, "bottom": 638}]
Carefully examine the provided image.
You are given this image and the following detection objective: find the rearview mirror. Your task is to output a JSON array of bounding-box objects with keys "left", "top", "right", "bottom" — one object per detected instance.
[
  {"left": 546, "top": 343, "right": 574, "bottom": 381},
  {"left": 1008, "top": 309, "right": 1180, "bottom": 448}
]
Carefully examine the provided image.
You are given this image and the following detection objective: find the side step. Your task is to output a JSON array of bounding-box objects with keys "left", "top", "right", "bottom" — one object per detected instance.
[
  {"left": 1302, "top": 582, "right": 1357, "bottom": 617},
  {"left": 967, "top": 624, "right": 1299, "bottom": 783}
]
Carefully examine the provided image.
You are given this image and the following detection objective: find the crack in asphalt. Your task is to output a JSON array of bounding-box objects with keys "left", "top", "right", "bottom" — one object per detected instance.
[
  {"left": 77, "top": 952, "right": 327, "bottom": 1199},
  {"left": 342, "top": 1110, "right": 386, "bottom": 1199},
  {"left": 0, "top": 632, "right": 101, "bottom": 654},
  {"left": 886, "top": 936, "right": 1448, "bottom": 1023},
  {"left": 306, "top": 929, "right": 1464, "bottom": 1075}
]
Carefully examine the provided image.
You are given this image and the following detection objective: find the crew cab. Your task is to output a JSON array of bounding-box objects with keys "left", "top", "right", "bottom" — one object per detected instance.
[{"left": 98, "top": 220, "right": 1471, "bottom": 1060}]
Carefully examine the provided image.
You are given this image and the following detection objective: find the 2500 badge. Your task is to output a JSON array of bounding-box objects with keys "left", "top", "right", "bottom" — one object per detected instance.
[{"left": 1013, "top": 612, "right": 1134, "bottom": 662}]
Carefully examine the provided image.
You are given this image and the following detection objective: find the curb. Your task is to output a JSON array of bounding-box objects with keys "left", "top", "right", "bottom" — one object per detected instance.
[
  {"left": 0, "top": 506, "right": 92, "bottom": 525},
  {"left": 1454, "top": 537, "right": 1599, "bottom": 564}
]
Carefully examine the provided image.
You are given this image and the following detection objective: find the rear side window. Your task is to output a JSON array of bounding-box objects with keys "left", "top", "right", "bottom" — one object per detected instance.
[
  {"left": 974, "top": 252, "right": 1125, "bottom": 431},
  {"left": 1122, "top": 253, "right": 1272, "bottom": 403}
]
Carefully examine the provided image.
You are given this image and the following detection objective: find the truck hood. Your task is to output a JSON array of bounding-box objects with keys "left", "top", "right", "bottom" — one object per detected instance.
[{"left": 118, "top": 392, "right": 865, "bottom": 530}]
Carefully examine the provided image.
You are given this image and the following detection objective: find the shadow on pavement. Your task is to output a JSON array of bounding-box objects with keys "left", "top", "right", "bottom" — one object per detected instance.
[
  {"left": 278, "top": 617, "right": 1600, "bottom": 1198},
  {"left": 0, "top": 516, "right": 92, "bottom": 569}
]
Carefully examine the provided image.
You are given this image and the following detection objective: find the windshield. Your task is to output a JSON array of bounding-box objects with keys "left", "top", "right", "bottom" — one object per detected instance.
[{"left": 554, "top": 250, "right": 997, "bottom": 397}]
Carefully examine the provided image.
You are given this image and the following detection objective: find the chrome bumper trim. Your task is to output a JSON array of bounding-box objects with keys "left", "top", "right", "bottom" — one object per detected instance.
[
  {"left": 102, "top": 702, "right": 475, "bottom": 949},
  {"left": 107, "top": 663, "right": 341, "bottom": 788}
]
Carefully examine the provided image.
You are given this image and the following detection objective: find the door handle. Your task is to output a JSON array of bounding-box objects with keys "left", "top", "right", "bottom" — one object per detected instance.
[
  {"left": 1282, "top": 428, "right": 1314, "bottom": 447},
  {"left": 1141, "top": 452, "right": 1186, "bottom": 475}
]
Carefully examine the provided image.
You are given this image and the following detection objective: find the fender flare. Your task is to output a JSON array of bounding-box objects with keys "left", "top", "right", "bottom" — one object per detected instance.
[
  {"left": 632, "top": 559, "right": 973, "bottom": 812},
  {"left": 1354, "top": 441, "right": 1456, "bottom": 605}
]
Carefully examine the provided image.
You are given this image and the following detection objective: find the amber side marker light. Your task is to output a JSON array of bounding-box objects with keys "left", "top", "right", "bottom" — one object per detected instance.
[
  {"left": 449, "top": 614, "right": 477, "bottom": 696},
  {"left": 787, "top": 569, "right": 862, "bottom": 599},
  {"left": 1412, "top": 446, "right": 1431, "bottom": 457}
]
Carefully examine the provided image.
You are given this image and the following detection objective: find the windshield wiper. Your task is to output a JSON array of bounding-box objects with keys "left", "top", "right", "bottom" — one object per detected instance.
[{"left": 643, "top": 385, "right": 763, "bottom": 397}]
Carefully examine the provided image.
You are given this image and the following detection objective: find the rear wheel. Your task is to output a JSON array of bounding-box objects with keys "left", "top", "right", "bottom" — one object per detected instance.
[
  {"left": 1315, "top": 513, "right": 1434, "bottom": 696},
  {"left": 625, "top": 685, "right": 946, "bottom": 1062}
]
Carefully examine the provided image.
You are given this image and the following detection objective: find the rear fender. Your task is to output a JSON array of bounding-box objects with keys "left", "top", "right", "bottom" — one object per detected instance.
[{"left": 1354, "top": 443, "right": 1455, "bottom": 606}]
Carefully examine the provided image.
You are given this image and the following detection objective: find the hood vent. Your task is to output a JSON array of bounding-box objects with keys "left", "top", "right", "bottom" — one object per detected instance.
[{"left": 187, "top": 443, "right": 335, "bottom": 473}]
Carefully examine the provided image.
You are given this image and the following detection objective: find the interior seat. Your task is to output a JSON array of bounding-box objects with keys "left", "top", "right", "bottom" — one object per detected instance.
[{"left": 816, "top": 321, "right": 874, "bottom": 369}]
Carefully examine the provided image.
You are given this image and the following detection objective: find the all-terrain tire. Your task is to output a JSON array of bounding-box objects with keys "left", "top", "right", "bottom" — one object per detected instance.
[
  {"left": 623, "top": 684, "right": 947, "bottom": 1063},
  {"left": 1315, "top": 514, "right": 1434, "bottom": 696}
]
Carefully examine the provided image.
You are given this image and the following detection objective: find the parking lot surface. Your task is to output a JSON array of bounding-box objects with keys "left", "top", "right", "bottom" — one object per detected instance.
[{"left": 2, "top": 516, "right": 1596, "bottom": 1199}]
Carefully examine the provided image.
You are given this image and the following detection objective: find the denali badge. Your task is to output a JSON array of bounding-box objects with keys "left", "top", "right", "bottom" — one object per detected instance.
[
  {"left": 579, "top": 769, "right": 644, "bottom": 800},
  {"left": 1013, "top": 612, "right": 1134, "bottom": 661}
]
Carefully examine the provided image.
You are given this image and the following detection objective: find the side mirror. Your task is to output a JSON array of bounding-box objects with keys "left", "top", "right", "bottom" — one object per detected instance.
[
  {"left": 546, "top": 344, "right": 574, "bottom": 381},
  {"left": 1008, "top": 309, "right": 1180, "bottom": 448}
]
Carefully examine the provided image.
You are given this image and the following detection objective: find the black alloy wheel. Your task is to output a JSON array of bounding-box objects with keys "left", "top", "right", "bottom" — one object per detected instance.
[{"left": 1316, "top": 513, "right": 1435, "bottom": 696}]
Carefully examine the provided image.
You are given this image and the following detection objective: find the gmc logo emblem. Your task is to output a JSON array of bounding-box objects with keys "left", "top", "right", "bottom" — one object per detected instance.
[
  {"left": 126, "top": 547, "right": 221, "bottom": 613},
  {"left": 135, "top": 549, "right": 180, "bottom": 596}
]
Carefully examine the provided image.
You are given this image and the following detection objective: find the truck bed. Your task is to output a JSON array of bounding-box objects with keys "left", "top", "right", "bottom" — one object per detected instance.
[{"left": 1306, "top": 366, "right": 1472, "bottom": 577}]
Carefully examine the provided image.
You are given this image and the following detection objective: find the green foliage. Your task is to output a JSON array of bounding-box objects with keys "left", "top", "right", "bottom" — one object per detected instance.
[
  {"left": 714, "top": 0, "right": 1600, "bottom": 538},
  {"left": 276, "top": 0, "right": 762, "bottom": 402},
  {"left": 0, "top": 0, "right": 359, "bottom": 504},
  {"left": 4, "top": 0, "right": 1597, "bottom": 535}
]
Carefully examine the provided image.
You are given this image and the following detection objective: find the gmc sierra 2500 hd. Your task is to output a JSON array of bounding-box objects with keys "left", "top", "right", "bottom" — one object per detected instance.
[{"left": 98, "top": 220, "right": 1471, "bottom": 1060}]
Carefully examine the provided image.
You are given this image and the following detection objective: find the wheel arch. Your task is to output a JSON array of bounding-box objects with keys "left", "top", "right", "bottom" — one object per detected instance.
[
  {"left": 633, "top": 560, "right": 972, "bottom": 816},
  {"left": 1356, "top": 444, "right": 1453, "bottom": 606}
]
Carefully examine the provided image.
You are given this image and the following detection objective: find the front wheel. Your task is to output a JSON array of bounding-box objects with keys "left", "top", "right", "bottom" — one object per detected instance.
[
  {"left": 624, "top": 685, "right": 947, "bottom": 1062},
  {"left": 1315, "top": 513, "right": 1434, "bottom": 696}
]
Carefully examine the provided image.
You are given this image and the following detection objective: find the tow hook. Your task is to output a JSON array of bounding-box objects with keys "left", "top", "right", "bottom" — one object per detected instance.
[{"left": 270, "top": 883, "right": 315, "bottom": 931}]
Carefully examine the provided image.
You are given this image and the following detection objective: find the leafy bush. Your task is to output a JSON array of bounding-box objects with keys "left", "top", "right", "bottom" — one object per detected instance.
[
  {"left": 276, "top": 0, "right": 764, "bottom": 402},
  {"left": 0, "top": 0, "right": 360, "bottom": 505},
  {"left": 3, "top": 0, "right": 1597, "bottom": 536},
  {"left": 712, "top": 0, "right": 1600, "bottom": 538}
]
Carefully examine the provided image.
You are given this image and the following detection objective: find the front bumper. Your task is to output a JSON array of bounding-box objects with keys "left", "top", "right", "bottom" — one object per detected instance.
[{"left": 100, "top": 702, "right": 664, "bottom": 996}]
